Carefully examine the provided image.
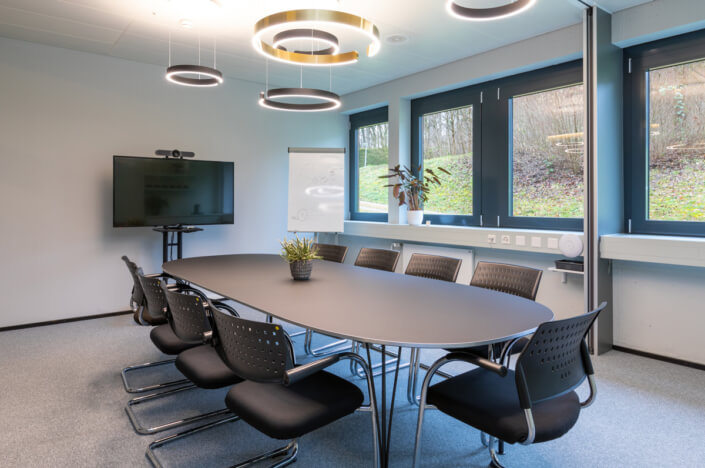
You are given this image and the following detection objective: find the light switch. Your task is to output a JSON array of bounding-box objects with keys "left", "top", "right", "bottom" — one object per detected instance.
[{"left": 531, "top": 236, "right": 542, "bottom": 248}]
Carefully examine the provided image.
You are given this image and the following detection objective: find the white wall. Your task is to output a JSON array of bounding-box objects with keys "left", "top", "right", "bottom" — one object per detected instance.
[
  {"left": 0, "top": 37, "right": 346, "bottom": 328},
  {"left": 613, "top": 261, "right": 705, "bottom": 364}
]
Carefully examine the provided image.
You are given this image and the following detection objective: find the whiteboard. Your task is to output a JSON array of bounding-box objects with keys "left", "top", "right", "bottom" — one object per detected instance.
[{"left": 287, "top": 148, "right": 345, "bottom": 233}]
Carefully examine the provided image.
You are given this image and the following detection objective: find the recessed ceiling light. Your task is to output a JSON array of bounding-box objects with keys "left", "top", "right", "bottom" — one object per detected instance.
[
  {"left": 179, "top": 18, "right": 194, "bottom": 29},
  {"left": 385, "top": 34, "right": 409, "bottom": 45}
]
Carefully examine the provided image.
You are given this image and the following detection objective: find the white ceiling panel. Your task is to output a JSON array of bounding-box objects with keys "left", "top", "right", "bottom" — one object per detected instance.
[{"left": 0, "top": 0, "right": 654, "bottom": 95}]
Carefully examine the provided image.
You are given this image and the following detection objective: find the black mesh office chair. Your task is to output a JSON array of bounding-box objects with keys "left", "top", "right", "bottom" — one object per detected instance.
[
  {"left": 349, "top": 247, "right": 401, "bottom": 378},
  {"left": 127, "top": 285, "right": 242, "bottom": 436},
  {"left": 404, "top": 253, "right": 462, "bottom": 282},
  {"left": 148, "top": 309, "right": 380, "bottom": 468},
  {"left": 354, "top": 247, "right": 401, "bottom": 272},
  {"left": 408, "top": 261, "right": 543, "bottom": 406},
  {"left": 471, "top": 261, "right": 542, "bottom": 300},
  {"left": 122, "top": 255, "right": 160, "bottom": 325},
  {"left": 399, "top": 253, "right": 462, "bottom": 392},
  {"left": 302, "top": 243, "right": 351, "bottom": 357},
  {"left": 413, "top": 303, "right": 606, "bottom": 468},
  {"left": 458, "top": 262, "right": 543, "bottom": 358},
  {"left": 120, "top": 272, "right": 197, "bottom": 393},
  {"left": 313, "top": 243, "right": 348, "bottom": 263}
]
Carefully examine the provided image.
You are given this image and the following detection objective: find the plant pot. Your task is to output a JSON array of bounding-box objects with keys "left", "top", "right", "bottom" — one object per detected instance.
[
  {"left": 289, "top": 260, "right": 313, "bottom": 280},
  {"left": 407, "top": 210, "right": 424, "bottom": 226}
]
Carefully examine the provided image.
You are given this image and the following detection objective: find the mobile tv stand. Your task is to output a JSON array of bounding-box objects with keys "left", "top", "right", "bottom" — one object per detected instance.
[{"left": 153, "top": 226, "right": 203, "bottom": 264}]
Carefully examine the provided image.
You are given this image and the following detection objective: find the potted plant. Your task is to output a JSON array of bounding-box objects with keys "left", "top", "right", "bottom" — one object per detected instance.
[
  {"left": 280, "top": 235, "right": 322, "bottom": 280},
  {"left": 380, "top": 164, "right": 450, "bottom": 225}
]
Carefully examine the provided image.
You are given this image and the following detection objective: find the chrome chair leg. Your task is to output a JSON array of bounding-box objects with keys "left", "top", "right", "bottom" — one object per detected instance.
[
  {"left": 121, "top": 358, "right": 190, "bottom": 393},
  {"left": 489, "top": 436, "right": 506, "bottom": 468},
  {"left": 407, "top": 348, "right": 421, "bottom": 405},
  {"left": 231, "top": 440, "right": 298, "bottom": 468},
  {"left": 126, "top": 384, "right": 231, "bottom": 435},
  {"left": 304, "top": 328, "right": 352, "bottom": 357},
  {"left": 146, "top": 414, "right": 242, "bottom": 468}
]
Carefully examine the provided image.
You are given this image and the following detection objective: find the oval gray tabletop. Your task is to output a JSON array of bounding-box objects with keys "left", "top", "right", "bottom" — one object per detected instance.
[{"left": 164, "top": 254, "right": 554, "bottom": 349}]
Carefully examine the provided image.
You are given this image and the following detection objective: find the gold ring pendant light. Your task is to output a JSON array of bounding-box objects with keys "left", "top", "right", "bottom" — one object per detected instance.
[{"left": 252, "top": 9, "right": 381, "bottom": 66}]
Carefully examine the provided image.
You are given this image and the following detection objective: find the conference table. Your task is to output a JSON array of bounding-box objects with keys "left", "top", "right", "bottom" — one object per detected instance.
[{"left": 163, "top": 254, "right": 554, "bottom": 467}]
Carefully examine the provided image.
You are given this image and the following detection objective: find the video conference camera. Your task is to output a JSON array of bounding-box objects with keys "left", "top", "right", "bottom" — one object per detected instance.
[{"left": 155, "top": 149, "right": 195, "bottom": 159}]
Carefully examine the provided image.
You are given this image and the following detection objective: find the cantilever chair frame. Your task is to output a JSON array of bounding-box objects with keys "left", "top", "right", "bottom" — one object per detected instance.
[
  {"left": 121, "top": 270, "right": 195, "bottom": 394},
  {"left": 126, "top": 286, "right": 240, "bottom": 436},
  {"left": 413, "top": 304, "right": 605, "bottom": 468},
  {"left": 147, "top": 317, "right": 381, "bottom": 468}
]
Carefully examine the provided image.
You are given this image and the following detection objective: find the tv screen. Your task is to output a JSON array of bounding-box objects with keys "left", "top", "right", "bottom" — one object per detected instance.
[{"left": 113, "top": 156, "right": 234, "bottom": 227}]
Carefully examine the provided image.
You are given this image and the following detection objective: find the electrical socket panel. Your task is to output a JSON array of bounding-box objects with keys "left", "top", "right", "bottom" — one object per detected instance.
[
  {"left": 547, "top": 237, "right": 559, "bottom": 249},
  {"left": 501, "top": 235, "right": 511, "bottom": 245},
  {"left": 515, "top": 235, "right": 526, "bottom": 246},
  {"left": 531, "top": 236, "right": 542, "bottom": 248},
  {"left": 487, "top": 234, "right": 497, "bottom": 244}
]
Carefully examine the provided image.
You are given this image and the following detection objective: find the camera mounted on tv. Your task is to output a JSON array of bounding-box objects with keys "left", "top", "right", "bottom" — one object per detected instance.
[{"left": 155, "top": 149, "right": 195, "bottom": 159}]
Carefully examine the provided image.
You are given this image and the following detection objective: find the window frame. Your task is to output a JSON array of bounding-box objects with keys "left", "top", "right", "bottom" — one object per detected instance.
[
  {"left": 624, "top": 29, "right": 705, "bottom": 236},
  {"left": 409, "top": 60, "right": 583, "bottom": 230},
  {"left": 349, "top": 107, "right": 389, "bottom": 222},
  {"left": 494, "top": 61, "right": 584, "bottom": 230},
  {"left": 411, "top": 85, "right": 482, "bottom": 226}
]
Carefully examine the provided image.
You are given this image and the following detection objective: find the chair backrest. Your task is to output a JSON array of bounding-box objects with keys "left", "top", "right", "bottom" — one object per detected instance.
[
  {"left": 354, "top": 247, "right": 401, "bottom": 272},
  {"left": 313, "top": 243, "right": 348, "bottom": 263},
  {"left": 210, "top": 308, "right": 295, "bottom": 384},
  {"left": 404, "top": 253, "right": 461, "bottom": 283},
  {"left": 470, "top": 261, "right": 542, "bottom": 301},
  {"left": 137, "top": 271, "right": 171, "bottom": 323},
  {"left": 514, "top": 302, "right": 606, "bottom": 409},
  {"left": 161, "top": 284, "right": 211, "bottom": 343},
  {"left": 122, "top": 255, "right": 145, "bottom": 306}
]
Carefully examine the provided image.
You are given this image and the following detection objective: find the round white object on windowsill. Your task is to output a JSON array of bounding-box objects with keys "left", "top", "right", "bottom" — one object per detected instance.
[{"left": 559, "top": 234, "right": 584, "bottom": 258}]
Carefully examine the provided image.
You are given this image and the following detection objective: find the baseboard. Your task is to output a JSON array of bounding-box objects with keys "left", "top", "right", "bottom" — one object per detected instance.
[
  {"left": 612, "top": 345, "right": 705, "bottom": 372},
  {"left": 0, "top": 310, "right": 133, "bottom": 332}
]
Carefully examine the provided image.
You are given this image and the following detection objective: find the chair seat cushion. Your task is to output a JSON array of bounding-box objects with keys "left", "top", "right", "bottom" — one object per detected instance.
[
  {"left": 225, "top": 370, "right": 364, "bottom": 440},
  {"left": 427, "top": 368, "right": 581, "bottom": 444},
  {"left": 150, "top": 324, "right": 198, "bottom": 355},
  {"left": 175, "top": 345, "right": 243, "bottom": 389}
]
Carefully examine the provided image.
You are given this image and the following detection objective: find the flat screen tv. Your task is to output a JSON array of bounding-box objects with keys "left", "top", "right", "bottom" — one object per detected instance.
[{"left": 113, "top": 156, "right": 234, "bottom": 227}]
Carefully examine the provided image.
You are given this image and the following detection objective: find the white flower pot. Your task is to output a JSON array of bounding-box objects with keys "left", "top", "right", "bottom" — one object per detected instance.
[{"left": 407, "top": 210, "right": 424, "bottom": 226}]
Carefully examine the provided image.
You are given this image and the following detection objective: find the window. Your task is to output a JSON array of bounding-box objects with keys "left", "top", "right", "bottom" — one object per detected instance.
[
  {"left": 422, "top": 106, "right": 474, "bottom": 217},
  {"left": 511, "top": 84, "right": 584, "bottom": 218},
  {"left": 349, "top": 107, "right": 388, "bottom": 221},
  {"left": 625, "top": 30, "right": 705, "bottom": 236},
  {"left": 412, "top": 87, "right": 481, "bottom": 226},
  {"left": 410, "top": 60, "right": 582, "bottom": 230},
  {"left": 647, "top": 61, "right": 705, "bottom": 222}
]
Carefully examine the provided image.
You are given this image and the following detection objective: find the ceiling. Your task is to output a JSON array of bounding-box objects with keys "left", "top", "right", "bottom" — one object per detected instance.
[{"left": 0, "top": 0, "right": 653, "bottom": 95}]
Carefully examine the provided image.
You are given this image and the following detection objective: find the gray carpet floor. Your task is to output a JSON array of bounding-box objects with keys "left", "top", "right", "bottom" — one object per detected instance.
[{"left": 1, "top": 305, "right": 704, "bottom": 468}]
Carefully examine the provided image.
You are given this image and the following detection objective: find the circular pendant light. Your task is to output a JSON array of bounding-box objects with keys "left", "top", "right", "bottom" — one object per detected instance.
[
  {"left": 273, "top": 29, "right": 340, "bottom": 55},
  {"left": 166, "top": 64, "right": 223, "bottom": 87},
  {"left": 446, "top": 0, "right": 536, "bottom": 21},
  {"left": 252, "top": 9, "right": 380, "bottom": 67},
  {"left": 259, "top": 88, "right": 341, "bottom": 112}
]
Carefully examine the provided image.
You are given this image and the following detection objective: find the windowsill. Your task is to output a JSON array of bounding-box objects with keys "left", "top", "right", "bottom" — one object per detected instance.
[
  {"left": 342, "top": 220, "right": 583, "bottom": 255},
  {"left": 601, "top": 234, "right": 705, "bottom": 268}
]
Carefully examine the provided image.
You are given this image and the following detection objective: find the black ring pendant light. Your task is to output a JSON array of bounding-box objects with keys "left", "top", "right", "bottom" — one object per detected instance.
[
  {"left": 166, "top": 65, "right": 224, "bottom": 87},
  {"left": 446, "top": 0, "right": 536, "bottom": 21},
  {"left": 273, "top": 29, "right": 340, "bottom": 56},
  {"left": 259, "top": 88, "right": 341, "bottom": 112}
]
